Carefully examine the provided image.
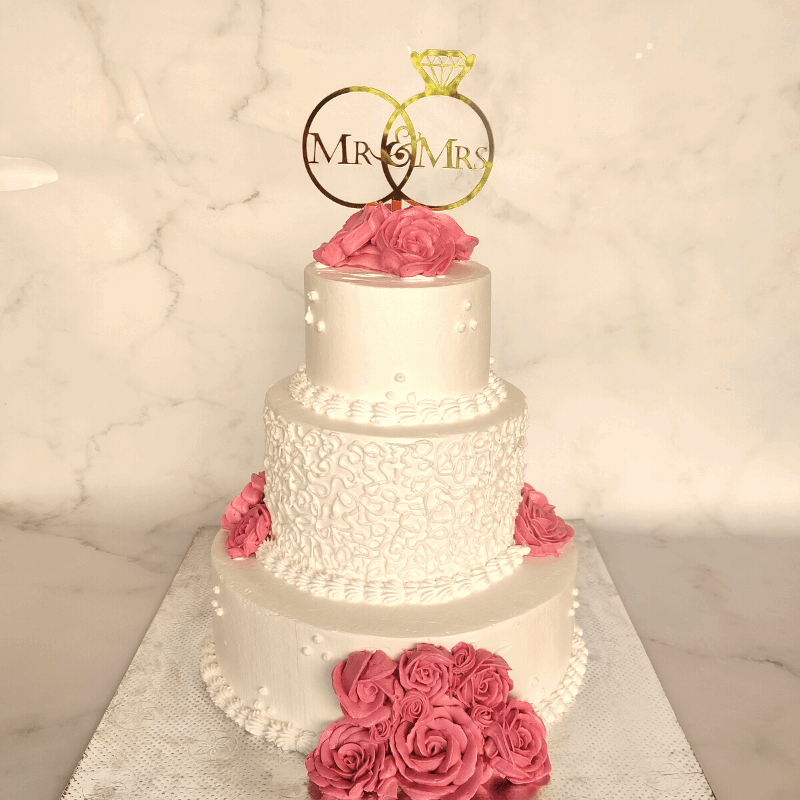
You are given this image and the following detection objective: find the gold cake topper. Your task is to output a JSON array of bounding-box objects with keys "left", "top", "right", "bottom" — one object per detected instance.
[{"left": 302, "top": 50, "right": 494, "bottom": 210}]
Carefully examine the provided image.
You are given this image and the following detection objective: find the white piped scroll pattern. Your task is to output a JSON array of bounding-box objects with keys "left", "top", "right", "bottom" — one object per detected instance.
[
  {"left": 260, "top": 403, "right": 528, "bottom": 586},
  {"left": 288, "top": 364, "right": 508, "bottom": 425}
]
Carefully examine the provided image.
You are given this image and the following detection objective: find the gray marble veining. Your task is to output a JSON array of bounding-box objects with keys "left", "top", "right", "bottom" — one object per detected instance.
[{"left": 1, "top": 0, "right": 798, "bottom": 798}]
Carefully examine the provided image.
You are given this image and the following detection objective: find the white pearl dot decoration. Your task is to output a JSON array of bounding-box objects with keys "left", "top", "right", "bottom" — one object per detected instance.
[
  {"left": 469, "top": 319, "right": 478, "bottom": 330},
  {"left": 457, "top": 322, "right": 466, "bottom": 333},
  {"left": 212, "top": 585, "right": 220, "bottom": 595},
  {"left": 568, "top": 609, "right": 576, "bottom": 617},
  {"left": 489, "top": 356, "right": 495, "bottom": 365},
  {"left": 215, "top": 608, "right": 224, "bottom": 616},
  {"left": 301, "top": 646, "right": 312, "bottom": 656},
  {"left": 307, "top": 290, "right": 318, "bottom": 301},
  {"left": 254, "top": 700, "right": 263, "bottom": 710},
  {"left": 316, "top": 321, "right": 325, "bottom": 332},
  {"left": 573, "top": 587, "right": 579, "bottom": 596},
  {"left": 406, "top": 392, "right": 416, "bottom": 402},
  {"left": 259, "top": 686, "right": 269, "bottom": 695},
  {"left": 211, "top": 600, "right": 219, "bottom": 608},
  {"left": 463, "top": 300, "right": 471, "bottom": 310},
  {"left": 385, "top": 391, "right": 395, "bottom": 400},
  {"left": 394, "top": 372, "right": 405, "bottom": 382},
  {"left": 312, "top": 634, "right": 323, "bottom": 644},
  {"left": 322, "top": 652, "right": 332, "bottom": 662},
  {"left": 305, "top": 308, "right": 313, "bottom": 324}
]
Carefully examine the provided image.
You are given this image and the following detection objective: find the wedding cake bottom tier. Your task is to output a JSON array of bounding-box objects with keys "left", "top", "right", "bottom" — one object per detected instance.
[{"left": 202, "top": 529, "right": 584, "bottom": 754}]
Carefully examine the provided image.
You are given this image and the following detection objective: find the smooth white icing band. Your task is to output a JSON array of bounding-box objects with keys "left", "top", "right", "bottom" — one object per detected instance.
[{"left": 304, "top": 261, "right": 491, "bottom": 404}]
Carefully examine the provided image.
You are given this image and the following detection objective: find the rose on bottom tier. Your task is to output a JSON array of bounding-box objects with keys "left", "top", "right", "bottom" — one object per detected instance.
[{"left": 306, "top": 643, "right": 550, "bottom": 800}]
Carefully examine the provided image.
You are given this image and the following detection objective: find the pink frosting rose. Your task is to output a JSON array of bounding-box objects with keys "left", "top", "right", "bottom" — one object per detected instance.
[
  {"left": 221, "top": 472, "right": 272, "bottom": 558},
  {"left": 398, "top": 643, "right": 455, "bottom": 706},
  {"left": 369, "top": 718, "right": 392, "bottom": 745},
  {"left": 395, "top": 689, "right": 432, "bottom": 723},
  {"left": 332, "top": 650, "right": 399, "bottom": 726},
  {"left": 453, "top": 649, "right": 513, "bottom": 710},
  {"left": 374, "top": 205, "right": 479, "bottom": 277},
  {"left": 513, "top": 483, "right": 574, "bottom": 557},
  {"left": 468, "top": 704, "right": 494, "bottom": 733},
  {"left": 313, "top": 204, "right": 392, "bottom": 268},
  {"left": 306, "top": 718, "right": 398, "bottom": 800},
  {"left": 392, "top": 705, "right": 492, "bottom": 800},
  {"left": 312, "top": 204, "right": 478, "bottom": 278},
  {"left": 484, "top": 699, "right": 551, "bottom": 786},
  {"left": 451, "top": 642, "right": 478, "bottom": 677}
]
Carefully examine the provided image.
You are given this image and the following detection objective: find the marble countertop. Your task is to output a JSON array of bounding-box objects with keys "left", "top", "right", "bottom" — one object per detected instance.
[{"left": 0, "top": 521, "right": 797, "bottom": 800}]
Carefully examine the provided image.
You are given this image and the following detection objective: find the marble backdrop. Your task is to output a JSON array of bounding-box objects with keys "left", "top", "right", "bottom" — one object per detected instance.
[
  {"left": 0, "top": 1, "right": 798, "bottom": 798},
  {"left": 2, "top": 0, "right": 798, "bottom": 551}
]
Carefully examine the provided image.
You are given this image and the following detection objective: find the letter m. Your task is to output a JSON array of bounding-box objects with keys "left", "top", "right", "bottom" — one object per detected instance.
[{"left": 307, "top": 133, "right": 351, "bottom": 164}]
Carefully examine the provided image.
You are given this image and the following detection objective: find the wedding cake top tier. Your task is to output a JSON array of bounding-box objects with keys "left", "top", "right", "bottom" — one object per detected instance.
[{"left": 303, "top": 261, "right": 491, "bottom": 405}]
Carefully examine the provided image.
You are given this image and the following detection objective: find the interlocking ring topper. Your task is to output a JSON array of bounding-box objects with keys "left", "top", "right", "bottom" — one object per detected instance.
[{"left": 302, "top": 49, "right": 494, "bottom": 210}]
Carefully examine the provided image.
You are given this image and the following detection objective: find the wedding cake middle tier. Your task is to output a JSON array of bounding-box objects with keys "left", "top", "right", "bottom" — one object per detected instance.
[{"left": 259, "top": 378, "right": 529, "bottom": 601}]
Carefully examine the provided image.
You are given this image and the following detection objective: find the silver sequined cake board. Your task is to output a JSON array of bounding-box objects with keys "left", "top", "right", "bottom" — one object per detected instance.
[{"left": 60, "top": 522, "right": 714, "bottom": 800}]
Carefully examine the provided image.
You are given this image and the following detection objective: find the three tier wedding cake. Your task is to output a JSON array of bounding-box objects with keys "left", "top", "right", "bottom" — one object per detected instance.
[{"left": 201, "top": 203, "right": 586, "bottom": 798}]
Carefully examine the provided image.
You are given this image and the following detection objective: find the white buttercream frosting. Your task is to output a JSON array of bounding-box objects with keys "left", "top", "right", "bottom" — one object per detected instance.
[
  {"left": 288, "top": 363, "right": 508, "bottom": 425},
  {"left": 201, "top": 621, "right": 587, "bottom": 754},
  {"left": 207, "top": 530, "right": 579, "bottom": 744},
  {"left": 304, "top": 261, "right": 491, "bottom": 404}
]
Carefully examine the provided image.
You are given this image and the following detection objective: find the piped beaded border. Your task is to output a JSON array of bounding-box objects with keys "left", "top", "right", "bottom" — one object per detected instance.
[
  {"left": 288, "top": 364, "right": 508, "bottom": 425},
  {"left": 200, "top": 623, "right": 587, "bottom": 754},
  {"left": 258, "top": 542, "right": 531, "bottom": 605},
  {"left": 200, "top": 626, "right": 318, "bottom": 755},
  {"left": 536, "top": 626, "right": 589, "bottom": 728}
]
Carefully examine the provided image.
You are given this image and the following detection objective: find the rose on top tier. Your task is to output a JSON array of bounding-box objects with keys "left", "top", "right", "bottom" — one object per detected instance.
[
  {"left": 312, "top": 203, "right": 391, "bottom": 269},
  {"left": 513, "top": 483, "right": 574, "bottom": 557},
  {"left": 313, "top": 204, "right": 478, "bottom": 277},
  {"left": 221, "top": 472, "right": 272, "bottom": 559}
]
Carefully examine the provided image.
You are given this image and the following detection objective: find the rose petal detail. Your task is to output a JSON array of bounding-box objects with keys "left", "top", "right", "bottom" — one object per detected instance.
[
  {"left": 513, "top": 484, "right": 574, "bottom": 557},
  {"left": 221, "top": 472, "right": 271, "bottom": 558}
]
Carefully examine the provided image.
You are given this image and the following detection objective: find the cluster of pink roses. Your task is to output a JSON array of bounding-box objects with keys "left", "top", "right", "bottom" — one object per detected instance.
[
  {"left": 306, "top": 643, "right": 550, "bottom": 800},
  {"left": 313, "top": 204, "right": 479, "bottom": 278},
  {"left": 514, "top": 484, "right": 574, "bottom": 558},
  {"left": 220, "top": 471, "right": 272, "bottom": 559}
]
